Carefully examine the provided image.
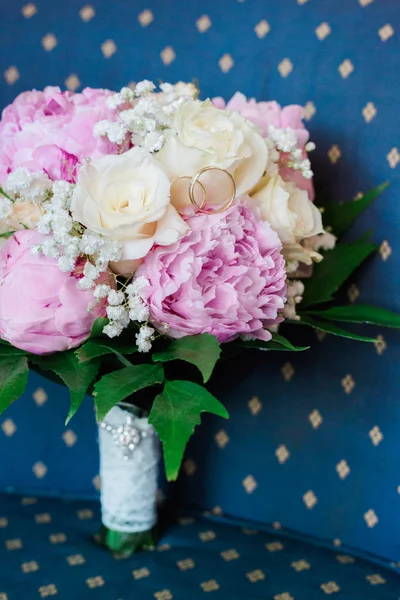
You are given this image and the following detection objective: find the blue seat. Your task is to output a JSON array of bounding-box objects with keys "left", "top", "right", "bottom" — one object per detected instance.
[
  {"left": 1, "top": 0, "right": 400, "bottom": 597},
  {"left": 1, "top": 493, "right": 400, "bottom": 599}
]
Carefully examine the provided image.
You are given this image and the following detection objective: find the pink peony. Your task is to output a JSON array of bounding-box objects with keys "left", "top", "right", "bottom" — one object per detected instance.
[
  {"left": 0, "top": 86, "right": 117, "bottom": 184},
  {"left": 213, "top": 92, "right": 314, "bottom": 200},
  {"left": 0, "top": 230, "right": 110, "bottom": 354},
  {"left": 137, "top": 201, "right": 287, "bottom": 343}
]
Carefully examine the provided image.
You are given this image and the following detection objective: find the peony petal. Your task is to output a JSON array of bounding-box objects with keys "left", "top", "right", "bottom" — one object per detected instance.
[
  {"left": 0, "top": 230, "right": 111, "bottom": 354},
  {"left": 136, "top": 204, "right": 286, "bottom": 343}
]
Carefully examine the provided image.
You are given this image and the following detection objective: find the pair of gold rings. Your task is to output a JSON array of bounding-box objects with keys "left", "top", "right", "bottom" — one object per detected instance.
[{"left": 172, "top": 166, "right": 236, "bottom": 215}]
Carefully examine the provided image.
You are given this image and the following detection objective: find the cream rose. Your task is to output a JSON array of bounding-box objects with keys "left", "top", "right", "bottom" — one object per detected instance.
[
  {"left": 0, "top": 201, "right": 43, "bottom": 249},
  {"left": 70, "top": 147, "right": 189, "bottom": 273},
  {"left": 0, "top": 200, "right": 43, "bottom": 233},
  {"left": 250, "top": 174, "right": 324, "bottom": 264},
  {"left": 11, "top": 201, "right": 43, "bottom": 230},
  {"left": 155, "top": 99, "right": 268, "bottom": 212}
]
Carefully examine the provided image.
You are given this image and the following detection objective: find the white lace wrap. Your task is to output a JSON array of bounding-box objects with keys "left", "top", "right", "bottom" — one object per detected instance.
[{"left": 98, "top": 404, "right": 160, "bottom": 532}]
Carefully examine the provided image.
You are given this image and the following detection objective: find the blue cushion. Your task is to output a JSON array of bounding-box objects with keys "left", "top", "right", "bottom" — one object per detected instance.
[{"left": 0, "top": 494, "right": 399, "bottom": 599}]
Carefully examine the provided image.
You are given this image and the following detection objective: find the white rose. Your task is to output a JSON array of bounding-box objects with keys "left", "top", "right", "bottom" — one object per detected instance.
[
  {"left": 250, "top": 174, "right": 324, "bottom": 264},
  {"left": 155, "top": 99, "right": 268, "bottom": 212},
  {"left": 70, "top": 147, "right": 189, "bottom": 273}
]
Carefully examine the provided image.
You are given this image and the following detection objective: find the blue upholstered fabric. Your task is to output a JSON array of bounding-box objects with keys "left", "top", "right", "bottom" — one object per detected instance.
[
  {"left": 1, "top": 494, "right": 400, "bottom": 599},
  {"left": 0, "top": 0, "right": 400, "bottom": 577}
]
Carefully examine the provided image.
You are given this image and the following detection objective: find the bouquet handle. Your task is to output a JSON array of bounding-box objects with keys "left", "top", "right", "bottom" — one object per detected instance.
[{"left": 97, "top": 402, "right": 160, "bottom": 554}]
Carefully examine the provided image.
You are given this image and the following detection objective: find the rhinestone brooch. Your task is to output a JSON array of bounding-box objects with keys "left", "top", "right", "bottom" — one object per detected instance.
[{"left": 100, "top": 415, "right": 154, "bottom": 460}]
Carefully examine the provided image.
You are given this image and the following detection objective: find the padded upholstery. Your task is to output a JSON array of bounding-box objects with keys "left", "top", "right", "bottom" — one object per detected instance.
[{"left": 1, "top": 494, "right": 399, "bottom": 599}]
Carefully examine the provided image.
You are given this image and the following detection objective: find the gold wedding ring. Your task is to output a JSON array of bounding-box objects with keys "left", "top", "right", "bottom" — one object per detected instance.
[
  {"left": 171, "top": 167, "right": 236, "bottom": 215},
  {"left": 189, "top": 166, "right": 236, "bottom": 215},
  {"left": 170, "top": 176, "right": 207, "bottom": 210}
]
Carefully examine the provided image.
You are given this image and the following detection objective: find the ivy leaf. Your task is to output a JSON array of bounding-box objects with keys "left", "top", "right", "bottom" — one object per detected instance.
[
  {"left": 149, "top": 380, "right": 229, "bottom": 481},
  {"left": 0, "top": 355, "right": 29, "bottom": 414},
  {"left": 33, "top": 351, "right": 100, "bottom": 424},
  {"left": 295, "top": 314, "right": 377, "bottom": 342},
  {"left": 76, "top": 339, "right": 136, "bottom": 367},
  {"left": 322, "top": 182, "right": 389, "bottom": 237},
  {"left": 152, "top": 333, "right": 221, "bottom": 383},
  {"left": 305, "top": 304, "right": 400, "bottom": 329},
  {"left": 300, "top": 241, "right": 377, "bottom": 308},
  {"left": 93, "top": 364, "right": 164, "bottom": 421},
  {"left": 236, "top": 332, "right": 309, "bottom": 352}
]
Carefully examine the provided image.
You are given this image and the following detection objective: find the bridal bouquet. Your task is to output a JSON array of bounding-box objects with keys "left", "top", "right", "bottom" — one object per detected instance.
[{"left": 0, "top": 81, "right": 398, "bottom": 554}]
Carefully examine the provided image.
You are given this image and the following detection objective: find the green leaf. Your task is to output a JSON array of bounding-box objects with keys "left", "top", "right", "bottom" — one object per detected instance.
[
  {"left": 0, "top": 343, "right": 28, "bottom": 357},
  {"left": 357, "top": 229, "right": 375, "bottom": 244},
  {"left": 306, "top": 304, "right": 400, "bottom": 329},
  {"left": 0, "top": 231, "right": 13, "bottom": 239},
  {"left": 33, "top": 351, "right": 100, "bottom": 424},
  {"left": 149, "top": 380, "right": 229, "bottom": 481},
  {"left": 152, "top": 333, "right": 221, "bottom": 383},
  {"left": 295, "top": 314, "right": 377, "bottom": 342},
  {"left": 322, "top": 182, "right": 389, "bottom": 237},
  {"left": 76, "top": 339, "right": 136, "bottom": 367},
  {"left": 89, "top": 317, "right": 109, "bottom": 339},
  {"left": 0, "top": 187, "right": 12, "bottom": 201},
  {"left": 0, "top": 355, "right": 29, "bottom": 414},
  {"left": 236, "top": 332, "right": 309, "bottom": 352},
  {"left": 93, "top": 364, "right": 164, "bottom": 421},
  {"left": 192, "top": 78, "right": 200, "bottom": 97},
  {"left": 270, "top": 332, "right": 308, "bottom": 350},
  {"left": 80, "top": 317, "right": 140, "bottom": 366},
  {"left": 300, "top": 241, "right": 377, "bottom": 308}
]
